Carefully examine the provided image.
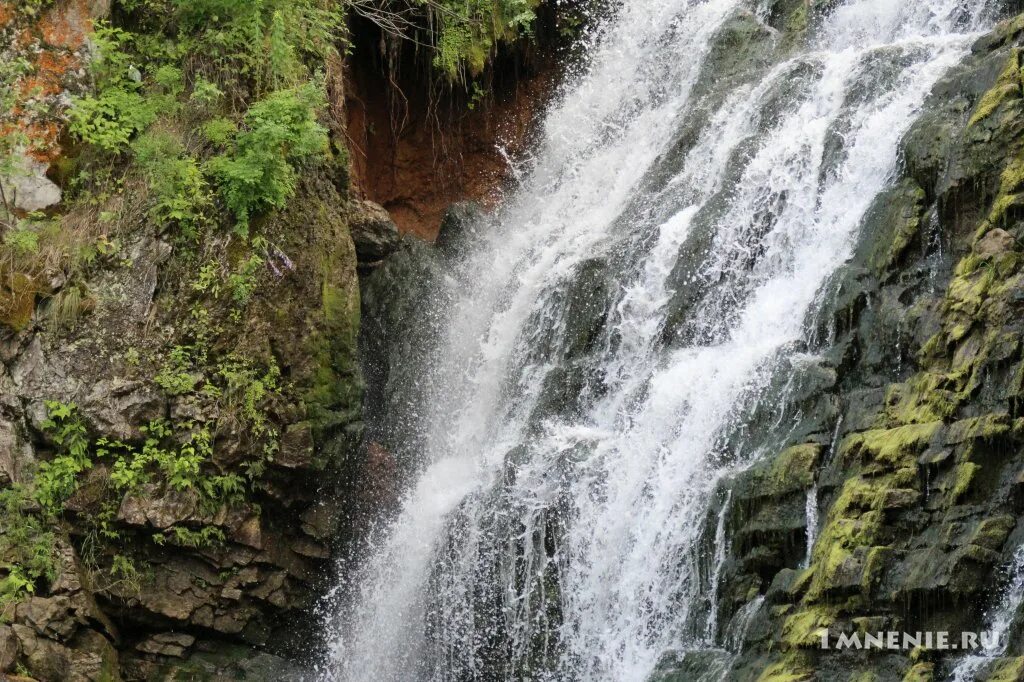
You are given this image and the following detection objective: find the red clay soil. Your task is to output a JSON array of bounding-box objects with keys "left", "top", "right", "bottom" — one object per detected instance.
[{"left": 342, "top": 24, "right": 560, "bottom": 240}]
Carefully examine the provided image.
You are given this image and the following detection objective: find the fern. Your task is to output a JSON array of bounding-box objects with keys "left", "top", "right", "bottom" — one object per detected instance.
[{"left": 206, "top": 82, "right": 328, "bottom": 233}]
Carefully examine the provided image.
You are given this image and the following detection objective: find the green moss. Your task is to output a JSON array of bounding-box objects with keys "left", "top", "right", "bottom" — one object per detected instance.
[
  {"left": 306, "top": 278, "right": 361, "bottom": 426},
  {"left": 901, "top": 662, "right": 934, "bottom": 682},
  {"left": 989, "top": 657, "right": 1024, "bottom": 682},
  {"left": 945, "top": 413, "right": 1010, "bottom": 444},
  {"left": 751, "top": 443, "right": 824, "bottom": 497},
  {"left": 948, "top": 462, "right": 980, "bottom": 502},
  {"left": 780, "top": 606, "right": 834, "bottom": 648},
  {"left": 845, "top": 422, "right": 942, "bottom": 468},
  {"left": 882, "top": 379, "right": 958, "bottom": 425},
  {"left": 758, "top": 662, "right": 813, "bottom": 682},
  {"left": 987, "top": 154, "right": 1024, "bottom": 226},
  {"left": 860, "top": 546, "right": 889, "bottom": 596},
  {"left": 968, "top": 50, "right": 1022, "bottom": 128},
  {"left": 785, "top": 3, "right": 809, "bottom": 33},
  {"left": 870, "top": 182, "right": 927, "bottom": 274},
  {"left": 969, "top": 515, "right": 1016, "bottom": 551},
  {"left": 946, "top": 260, "right": 996, "bottom": 319},
  {"left": 0, "top": 272, "right": 39, "bottom": 331}
]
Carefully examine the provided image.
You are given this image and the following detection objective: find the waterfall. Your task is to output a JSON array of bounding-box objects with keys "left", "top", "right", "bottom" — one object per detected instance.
[
  {"left": 949, "top": 545, "right": 1024, "bottom": 681},
  {"left": 323, "top": 2, "right": 997, "bottom": 681}
]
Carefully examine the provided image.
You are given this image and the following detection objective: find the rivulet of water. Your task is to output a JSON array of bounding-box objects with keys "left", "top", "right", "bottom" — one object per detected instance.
[
  {"left": 949, "top": 545, "right": 1024, "bottom": 681},
  {"left": 322, "top": 2, "right": 997, "bottom": 681}
]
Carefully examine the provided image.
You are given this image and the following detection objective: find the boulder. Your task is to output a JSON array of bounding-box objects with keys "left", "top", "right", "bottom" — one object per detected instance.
[
  {"left": 348, "top": 200, "right": 401, "bottom": 263},
  {"left": 4, "top": 155, "right": 62, "bottom": 213}
]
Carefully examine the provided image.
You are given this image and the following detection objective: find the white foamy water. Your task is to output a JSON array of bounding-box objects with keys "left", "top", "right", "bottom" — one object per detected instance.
[{"left": 323, "top": 2, "right": 997, "bottom": 680}]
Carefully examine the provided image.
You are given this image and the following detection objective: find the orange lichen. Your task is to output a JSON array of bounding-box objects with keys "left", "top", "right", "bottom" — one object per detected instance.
[
  {"left": 1, "top": 0, "right": 97, "bottom": 168},
  {"left": 0, "top": 3, "right": 14, "bottom": 28},
  {"left": 23, "top": 121, "right": 62, "bottom": 162},
  {"left": 39, "top": 0, "right": 92, "bottom": 49},
  {"left": 20, "top": 52, "right": 78, "bottom": 98}
]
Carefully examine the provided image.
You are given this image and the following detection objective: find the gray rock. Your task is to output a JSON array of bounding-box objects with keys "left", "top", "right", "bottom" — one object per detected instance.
[
  {"left": 135, "top": 632, "right": 195, "bottom": 658},
  {"left": 276, "top": 421, "right": 314, "bottom": 469},
  {"left": 0, "top": 625, "right": 18, "bottom": 671},
  {"left": 348, "top": 199, "right": 401, "bottom": 263},
  {"left": 82, "top": 378, "right": 163, "bottom": 441},
  {"left": 976, "top": 227, "right": 1016, "bottom": 256},
  {"left": 4, "top": 155, "right": 62, "bottom": 212},
  {"left": 434, "top": 201, "right": 484, "bottom": 258}
]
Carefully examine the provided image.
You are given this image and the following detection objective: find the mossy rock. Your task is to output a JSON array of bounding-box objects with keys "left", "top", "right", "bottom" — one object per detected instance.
[
  {"left": 863, "top": 180, "right": 927, "bottom": 277},
  {"left": 257, "top": 171, "right": 363, "bottom": 467},
  {"left": 843, "top": 422, "right": 943, "bottom": 469},
  {"left": 968, "top": 50, "right": 1023, "bottom": 129},
  {"left": 969, "top": 514, "right": 1016, "bottom": 551},
  {"left": 0, "top": 272, "right": 39, "bottom": 331},
  {"left": 780, "top": 606, "right": 834, "bottom": 648},
  {"left": 988, "top": 656, "right": 1024, "bottom": 682},
  {"left": 739, "top": 443, "right": 823, "bottom": 501},
  {"left": 901, "top": 662, "right": 934, "bottom": 682}
]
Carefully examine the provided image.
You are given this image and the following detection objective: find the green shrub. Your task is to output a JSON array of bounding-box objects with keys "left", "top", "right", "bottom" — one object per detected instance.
[
  {"left": 154, "top": 345, "right": 200, "bottom": 395},
  {"left": 173, "top": 0, "right": 342, "bottom": 93},
  {"left": 67, "top": 26, "right": 159, "bottom": 152},
  {"left": 35, "top": 401, "right": 91, "bottom": 516},
  {"left": 202, "top": 118, "right": 237, "bottom": 146},
  {"left": 206, "top": 82, "right": 328, "bottom": 233},
  {"left": 132, "top": 131, "right": 212, "bottom": 237},
  {"left": 68, "top": 87, "right": 157, "bottom": 153},
  {"left": 430, "top": 0, "right": 537, "bottom": 78},
  {"left": 0, "top": 486, "right": 57, "bottom": 621},
  {"left": 4, "top": 227, "right": 40, "bottom": 255}
]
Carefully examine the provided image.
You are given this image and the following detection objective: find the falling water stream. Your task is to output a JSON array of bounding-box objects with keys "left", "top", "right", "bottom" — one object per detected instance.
[
  {"left": 949, "top": 545, "right": 1024, "bottom": 681},
  {"left": 323, "top": 2, "right": 998, "bottom": 680}
]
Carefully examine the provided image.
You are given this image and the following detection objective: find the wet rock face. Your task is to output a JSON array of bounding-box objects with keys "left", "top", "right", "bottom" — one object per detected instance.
[{"left": 706, "top": 13, "right": 1024, "bottom": 681}]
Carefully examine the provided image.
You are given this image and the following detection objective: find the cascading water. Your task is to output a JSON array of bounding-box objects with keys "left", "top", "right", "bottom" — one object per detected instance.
[
  {"left": 322, "top": 2, "right": 998, "bottom": 680},
  {"left": 949, "top": 545, "right": 1024, "bottom": 681}
]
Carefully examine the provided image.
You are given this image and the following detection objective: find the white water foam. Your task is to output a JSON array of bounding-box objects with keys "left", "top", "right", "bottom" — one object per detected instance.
[{"left": 323, "top": 2, "right": 996, "bottom": 680}]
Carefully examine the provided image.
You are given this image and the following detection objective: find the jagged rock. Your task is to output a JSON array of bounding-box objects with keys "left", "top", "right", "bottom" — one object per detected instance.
[
  {"left": 276, "top": 421, "right": 314, "bottom": 468},
  {"left": 123, "top": 641, "right": 306, "bottom": 681},
  {"left": 0, "top": 398, "right": 33, "bottom": 486},
  {"left": 81, "top": 379, "right": 163, "bottom": 441},
  {"left": 228, "top": 513, "right": 264, "bottom": 550},
  {"left": 16, "top": 596, "right": 79, "bottom": 641},
  {"left": 299, "top": 500, "right": 340, "bottom": 541},
  {"left": 0, "top": 625, "right": 19, "bottom": 671},
  {"left": 117, "top": 486, "right": 201, "bottom": 529},
  {"left": 12, "top": 624, "right": 72, "bottom": 682},
  {"left": 290, "top": 536, "right": 329, "bottom": 559},
  {"left": 976, "top": 227, "right": 1016, "bottom": 256},
  {"left": 135, "top": 632, "right": 195, "bottom": 658},
  {"left": 348, "top": 199, "right": 401, "bottom": 264},
  {"left": 434, "top": 201, "right": 484, "bottom": 258},
  {"left": 6, "top": 622, "right": 117, "bottom": 682}
]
